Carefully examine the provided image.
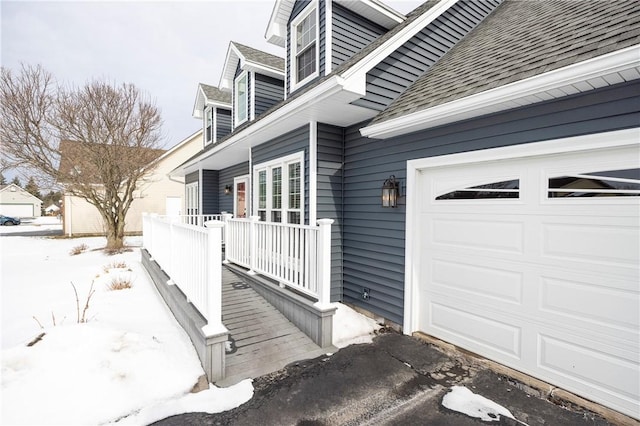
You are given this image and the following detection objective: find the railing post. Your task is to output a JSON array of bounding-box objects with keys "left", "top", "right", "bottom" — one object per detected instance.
[
  {"left": 315, "top": 218, "right": 334, "bottom": 308},
  {"left": 248, "top": 216, "right": 260, "bottom": 275},
  {"left": 203, "top": 220, "right": 225, "bottom": 327},
  {"left": 202, "top": 220, "right": 229, "bottom": 382},
  {"left": 221, "top": 213, "right": 233, "bottom": 264}
]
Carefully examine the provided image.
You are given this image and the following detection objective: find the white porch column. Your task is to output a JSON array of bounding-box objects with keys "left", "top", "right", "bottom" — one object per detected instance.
[
  {"left": 248, "top": 215, "right": 260, "bottom": 275},
  {"left": 315, "top": 218, "right": 334, "bottom": 308}
]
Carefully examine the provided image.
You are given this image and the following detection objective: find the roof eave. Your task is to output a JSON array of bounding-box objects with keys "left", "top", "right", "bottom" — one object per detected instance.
[{"left": 361, "top": 45, "right": 640, "bottom": 139}]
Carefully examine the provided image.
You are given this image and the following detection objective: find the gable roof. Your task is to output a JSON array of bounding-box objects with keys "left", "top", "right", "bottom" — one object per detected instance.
[
  {"left": 192, "top": 83, "right": 231, "bottom": 119},
  {"left": 362, "top": 0, "right": 640, "bottom": 137},
  {"left": 265, "top": 0, "right": 406, "bottom": 47},
  {"left": 220, "top": 41, "right": 285, "bottom": 90},
  {"left": 0, "top": 183, "right": 43, "bottom": 203}
]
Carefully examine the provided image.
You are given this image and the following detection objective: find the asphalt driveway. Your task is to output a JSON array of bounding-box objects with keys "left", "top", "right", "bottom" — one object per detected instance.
[{"left": 154, "top": 333, "right": 617, "bottom": 425}]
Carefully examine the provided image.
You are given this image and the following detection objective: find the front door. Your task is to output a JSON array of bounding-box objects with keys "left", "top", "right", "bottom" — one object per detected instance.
[{"left": 234, "top": 175, "right": 249, "bottom": 218}]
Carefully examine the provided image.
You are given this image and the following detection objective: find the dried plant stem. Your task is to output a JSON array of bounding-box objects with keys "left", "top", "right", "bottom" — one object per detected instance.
[
  {"left": 32, "top": 316, "right": 44, "bottom": 329},
  {"left": 71, "top": 281, "right": 96, "bottom": 323}
]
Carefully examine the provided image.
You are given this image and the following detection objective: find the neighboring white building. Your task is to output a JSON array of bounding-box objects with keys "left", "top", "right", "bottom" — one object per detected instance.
[
  {"left": 0, "top": 184, "right": 42, "bottom": 218},
  {"left": 62, "top": 130, "right": 203, "bottom": 236}
]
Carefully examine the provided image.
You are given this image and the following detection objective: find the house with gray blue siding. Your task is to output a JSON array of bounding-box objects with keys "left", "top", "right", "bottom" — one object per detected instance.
[{"left": 172, "top": 0, "right": 640, "bottom": 418}]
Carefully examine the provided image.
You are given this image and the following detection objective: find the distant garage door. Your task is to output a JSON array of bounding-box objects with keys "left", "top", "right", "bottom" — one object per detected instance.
[
  {"left": 0, "top": 204, "right": 34, "bottom": 218},
  {"left": 405, "top": 129, "right": 639, "bottom": 418}
]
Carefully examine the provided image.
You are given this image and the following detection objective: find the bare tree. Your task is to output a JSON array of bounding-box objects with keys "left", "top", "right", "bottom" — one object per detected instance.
[{"left": 0, "top": 64, "right": 164, "bottom": 250}]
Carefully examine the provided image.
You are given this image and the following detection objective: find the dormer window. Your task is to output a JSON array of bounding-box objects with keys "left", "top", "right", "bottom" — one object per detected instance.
[
  {"left": 235, "top": 71, "right": 248, "bottom": 126},
  {"left": 291, "top": 2, "right": 318, "bottom": 91},
  {"left": 204, "top": 106, "right": 213, "bottom": 145}
]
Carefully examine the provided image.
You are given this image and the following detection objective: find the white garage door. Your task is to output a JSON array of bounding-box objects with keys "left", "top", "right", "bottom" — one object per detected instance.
[
  {"left": 406, "top": 130, "right": 639, "bottom": 418},
  {"left": 1, "top": 204, "right": 34, "bottom": 218}
]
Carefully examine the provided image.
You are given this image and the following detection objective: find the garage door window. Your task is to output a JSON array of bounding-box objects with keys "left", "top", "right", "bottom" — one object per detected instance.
[
  {"left": 436, "top": 178, "right": 519, "bottom": 200},
  {"left": 548, "top": 168, "right": 640, "bottom": 198}
]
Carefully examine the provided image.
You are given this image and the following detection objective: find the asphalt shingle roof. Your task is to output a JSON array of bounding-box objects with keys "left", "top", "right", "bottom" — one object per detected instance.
[
  {"left": 200, "top": 84, "right": 231, "bottom": 105},
  {"left": 232, "top": 42, "right": 285, "bottom": 72},
  {"left": 372, "top": 0, "right": 640, "bottom": 124}
]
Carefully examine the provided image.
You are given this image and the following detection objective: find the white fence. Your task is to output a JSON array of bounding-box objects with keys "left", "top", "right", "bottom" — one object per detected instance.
[
  {"left": 225, "top": 216, "right": 333, "bottom": 306},
  {"left": 142, "top": 213, "right": 334, "bottom": 322},
  {"left": 142, "top": 213, "right": 224, "bottom": 326}
]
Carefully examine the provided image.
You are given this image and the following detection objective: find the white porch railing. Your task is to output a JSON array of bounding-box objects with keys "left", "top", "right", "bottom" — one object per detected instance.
[
  {"left": 225, "top": 216, "right": 333, "bottom": 306},
  {"left": 142, "top": 213, "right": 225, "bottom": 328},
  {"left": 181, "top": 214, "right": 224, "bottom": 226}
]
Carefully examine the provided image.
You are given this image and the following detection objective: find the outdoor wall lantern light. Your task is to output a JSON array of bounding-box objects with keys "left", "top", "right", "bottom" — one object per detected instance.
[
  {"left": 382, "top": 175, "right": 399, "bottom": 208},
  {"left": 224, "top": 184, "right": 233, "bottom": 195}
]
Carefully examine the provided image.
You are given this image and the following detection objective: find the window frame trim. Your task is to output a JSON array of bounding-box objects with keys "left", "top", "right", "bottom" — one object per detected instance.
[
  {"left": 234, "top": 70, "right": 249, "bottom": 127},
  {"left": 290, "top": 0, "right": 319, "bottom": 92},
  {"left": 252, "top": 151, "right": 305, "bottom": 224}
]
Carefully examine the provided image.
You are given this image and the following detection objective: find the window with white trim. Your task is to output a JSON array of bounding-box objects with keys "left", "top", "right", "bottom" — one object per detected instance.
[
  {"left": 204, "top": 106, "right": 213, "bottom": 145},
  {"left": 186, "top": 182, "right": 199, "bottom": 215},
  {"left": 291, "top": 2, "right": 318, "bottom": 90},
  {"left": 254, "top": 152, "right": 304, "bottom": 224},
  {"left": 235, "top": 71, "right": 248, "bottom": 126}
]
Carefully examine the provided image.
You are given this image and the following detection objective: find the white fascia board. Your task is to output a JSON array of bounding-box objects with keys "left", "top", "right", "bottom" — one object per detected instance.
[
  {"left": 265, "top": 0, "right": 291, "bottom": 47},
  {"left": 341, "top": 0, "right": 459, "bottom": 81},
  {"left": 337, "top": 0, "right": 405, "bottom": 29},
  {"left": 192, "top": 85, "right": 207, "bottom": 119},
  {"left": 205, "top": 99, "right": 232, "bottom": 109},
  {"left": 180, "top": 76, "right": 347, "bottom": 171},
  {"left": 219, "top": 44, "right": 240, "bottom": 90},
  {"left": 362, "top": 45, "right": 640, "bottom": 139},
  {"left": 243, "top": 61, "right": 285, "bottom": 80}
]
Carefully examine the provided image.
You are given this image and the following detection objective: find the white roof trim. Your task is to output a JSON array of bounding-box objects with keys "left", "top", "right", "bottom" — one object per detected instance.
[
  {"left": 192, "top": 85, "right": 231, "bottom": 119},
  {"left": 361, "top": 45, "right": 640, "bottom": 139},
  {"left": 265, "top": 0, "right": 291, "bottom": 47},
  {"left": 220, "top": 42, "right": 284, "bottom": 90}
]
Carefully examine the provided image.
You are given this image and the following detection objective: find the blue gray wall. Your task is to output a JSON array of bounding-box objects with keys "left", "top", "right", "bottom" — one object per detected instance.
[
  {"left": 202, "top": 170, "right": 220, "bottom": 214},
  {"left": 331, "top": 3, "right": 386, "bottom": 70},
  {"left": 352, "top": 0, "right": 501, "bottom": 111},
  {"left": 216, "top": 108, "right": 232, "bottom": 141},
  {"left": 317, "top": 123, "right": 344, "bottom": 302},
  {"left": 343, "top": 80, "right": 640, "bottom": 325},
  {"left": 254, "top": 74, "right": 285, "bottom": 117}
]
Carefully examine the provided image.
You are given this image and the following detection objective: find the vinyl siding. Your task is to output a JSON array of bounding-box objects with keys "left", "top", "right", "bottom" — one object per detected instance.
[
  {"left": 352, "top": 0, "right": 501, "bottom": 111},
  {"left": 343, "top": 80, "right": 640, "bottom": 325},
  {"left": 254, "top": 74, "right": 284, "bottom": 117},
  {"left": 219, "top": 162, "right": 250, "bottom": 214},
  {"left": 201, "top": 170, "right": 219, "bottom": 215},
  {"left": 331, "top": 3, "right": 386, "bottom": 70},
  {"left": 252, "top": 125, "right": 310, "bottom": 224},
  {"left": 317, "top": 122, "right": 344, "bottom": 302},
  {"left": 216, "top": 108, "right": 232, "bottom": 141}
]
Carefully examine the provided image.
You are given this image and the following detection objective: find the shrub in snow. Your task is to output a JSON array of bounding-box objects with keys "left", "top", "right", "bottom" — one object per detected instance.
[
  {"left": 69, "top": 243, "right": 89, "bottom": 256},
  {"left": 107, "top": 276, "right": 133, "bottom": 291}
]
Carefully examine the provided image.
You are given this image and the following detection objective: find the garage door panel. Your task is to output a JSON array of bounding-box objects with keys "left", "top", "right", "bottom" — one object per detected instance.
[
  {"left": 431, "top": 258, "right": 523, "bottom": 304},
  {"left": 431, "top": 217, "right": 524, "bottom": 254},
  {"left": 540, "top": 276, "right": 639, "bottom": 333},
  {"left": 539, "top": 334, "right": 639, "bottom": 404},
  {"left": 428, "top": 301, "right": 522, "bottom": 359},
  {"left": 542, "top": 222, "right": 639, "bottom": 268}
]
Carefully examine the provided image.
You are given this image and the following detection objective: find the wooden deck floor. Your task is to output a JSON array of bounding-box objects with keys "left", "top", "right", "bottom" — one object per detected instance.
[{"left": 218, "top": 267, "right": 330, "bottom": 386}]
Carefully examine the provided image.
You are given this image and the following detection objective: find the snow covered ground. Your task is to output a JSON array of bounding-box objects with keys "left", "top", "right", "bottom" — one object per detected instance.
[{"left": 1, "top": 217, "right": 379, "bottom": 425}]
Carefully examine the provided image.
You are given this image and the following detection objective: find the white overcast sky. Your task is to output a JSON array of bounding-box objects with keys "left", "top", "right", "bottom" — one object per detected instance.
[{"left": 1, "top": 0, "right": 423, "bottom": 151}]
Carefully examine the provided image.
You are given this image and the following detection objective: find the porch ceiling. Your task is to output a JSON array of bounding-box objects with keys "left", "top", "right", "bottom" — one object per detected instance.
[{"left": 178, "top": 86, "right": 376, "bottom": 174}]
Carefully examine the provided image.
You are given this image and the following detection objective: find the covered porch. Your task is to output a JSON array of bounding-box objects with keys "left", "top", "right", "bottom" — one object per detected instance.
[{"left": 141, "top": 213, "right": 336, "bottom": 384}]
